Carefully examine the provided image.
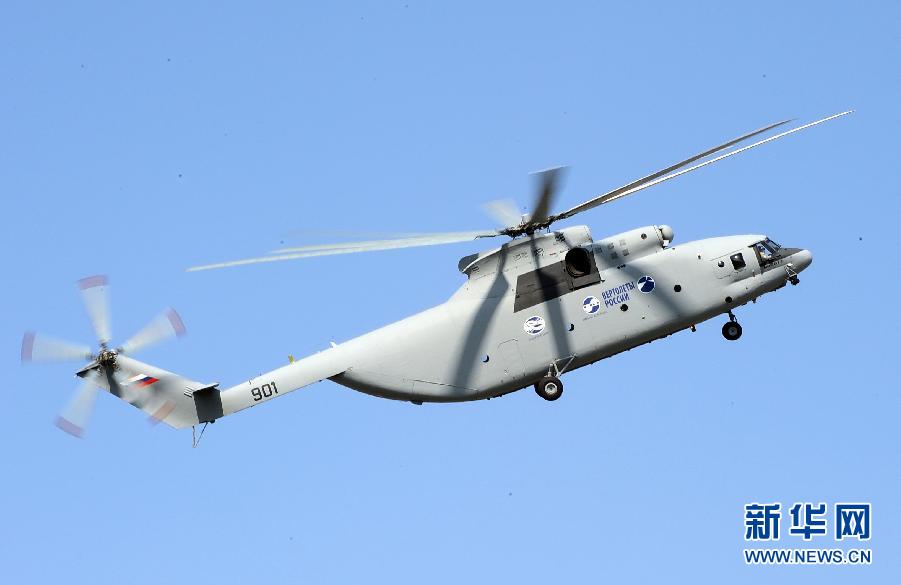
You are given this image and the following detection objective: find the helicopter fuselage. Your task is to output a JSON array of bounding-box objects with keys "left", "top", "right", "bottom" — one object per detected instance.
[
  {"left": 69, "top": 223, "right": 813, "bottom": 429},
  {"left": 42, "top": 109, "right": 843, "bottom": 432},
  {"left": 325, "top": 224, "right": 812, "bottom": 403}
]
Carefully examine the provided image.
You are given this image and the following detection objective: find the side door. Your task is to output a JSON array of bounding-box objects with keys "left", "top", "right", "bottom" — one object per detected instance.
[{"left": 496, "top": 339, "right": 525, "bottom": 382}]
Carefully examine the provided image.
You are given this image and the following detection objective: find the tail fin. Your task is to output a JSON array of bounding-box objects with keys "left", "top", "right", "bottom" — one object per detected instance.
[{"left": 80, "top": 354, "right": 218, "bottom": 429}]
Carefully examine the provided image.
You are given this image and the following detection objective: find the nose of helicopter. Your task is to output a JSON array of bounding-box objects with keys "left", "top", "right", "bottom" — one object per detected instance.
[{"left": 791, "top": 249, "right": 813, "bottom": 272}]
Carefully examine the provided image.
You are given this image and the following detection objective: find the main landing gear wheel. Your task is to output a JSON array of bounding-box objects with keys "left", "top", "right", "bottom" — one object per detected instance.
[
  {"left": 535, "top": 376, "right": 563, "bottom": 401},
  {"left": 722, "top": 321, "right": 743, "bottom": 341}
]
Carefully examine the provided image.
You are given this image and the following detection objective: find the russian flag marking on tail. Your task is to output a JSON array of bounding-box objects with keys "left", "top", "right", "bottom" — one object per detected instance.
[{"left": 125, "top": 374, "right": 159, "bottom": 388}]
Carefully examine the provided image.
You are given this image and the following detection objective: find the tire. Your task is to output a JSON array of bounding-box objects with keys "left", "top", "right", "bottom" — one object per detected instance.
[
  {"left": 722, "top": 321, "right": 743, "bottom": 341},
  {"left": 535, "top": 376, "right": 563, "bottom": 401}
]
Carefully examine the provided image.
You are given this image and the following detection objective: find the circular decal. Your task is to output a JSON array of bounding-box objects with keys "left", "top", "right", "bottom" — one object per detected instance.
[
  {"left": 638, "top": 275, "right": 655, "bottom": 293},
  {"left": 582, "top": 296, "right": 601, "bottom": 314},
  {"left": 523, "top": 316, "right": 546, "bottom": 335}
]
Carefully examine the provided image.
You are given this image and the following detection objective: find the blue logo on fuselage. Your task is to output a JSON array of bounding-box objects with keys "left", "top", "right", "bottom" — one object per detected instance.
[
  {"left": 583, "top": 296, "right": 601, "bottom": 314},
  {"left": 524, "top": 316, "right": 546, "bottom": 335}
]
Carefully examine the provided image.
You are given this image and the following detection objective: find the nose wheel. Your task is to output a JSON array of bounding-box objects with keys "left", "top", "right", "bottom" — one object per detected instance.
[
  {"left": 535, "top": 376, "right": 563, "bottom": 401},
  {"left": 722, "top": 312, "right": 743, "bottom": 341}
]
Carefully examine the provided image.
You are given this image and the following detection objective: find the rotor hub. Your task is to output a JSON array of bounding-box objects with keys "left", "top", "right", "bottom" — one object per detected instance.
[{"left": 97, "top": 348, "right": 118, "bottom": 369}]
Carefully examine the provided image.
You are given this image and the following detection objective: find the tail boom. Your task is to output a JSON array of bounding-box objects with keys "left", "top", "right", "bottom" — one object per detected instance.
[{"left": 83, "top": 348, "right": 351, "bottom": 430}]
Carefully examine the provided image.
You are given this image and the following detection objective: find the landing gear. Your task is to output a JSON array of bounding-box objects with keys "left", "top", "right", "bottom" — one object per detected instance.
[
  {"left": 535, "top": 376, "right": 563, "bottom": 401},
  {"left": 722, "top": 311, "right": 742, "bottom": 341},
  {"left": 535, "top": 356, "right": 573, "bottom": 401}
]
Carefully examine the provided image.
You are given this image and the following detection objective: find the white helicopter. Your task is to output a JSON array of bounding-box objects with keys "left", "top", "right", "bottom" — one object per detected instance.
[{"left": 22, "top": 111, "right": 849, "bottom": 440}]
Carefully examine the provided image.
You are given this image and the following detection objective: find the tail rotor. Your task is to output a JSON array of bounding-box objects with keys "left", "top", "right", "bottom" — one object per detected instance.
[
  {"left": 119, "top": 308, "right": 186, "bottom": 355},
  {"left": 22, "top": 275, "right": 187, "bottom": 438},
  {"left": 55, "top": 376, "right": 100, "bottom": 438},
  {"left": 21, "top": 331, "right": 92, "bottom": 363},
  {"left": 76, "top": 275, "right": 112, "bottom": 347}
]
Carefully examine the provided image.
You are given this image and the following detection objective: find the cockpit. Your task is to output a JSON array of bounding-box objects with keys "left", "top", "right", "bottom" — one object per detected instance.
[{"left": 751, "top": 238, "right": 783, "bottom": 265}]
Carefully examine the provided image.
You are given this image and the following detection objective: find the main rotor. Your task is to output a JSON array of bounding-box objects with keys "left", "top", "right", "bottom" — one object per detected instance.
[{"left": 186, "top": 111, "right": 851, "bottom": 272}]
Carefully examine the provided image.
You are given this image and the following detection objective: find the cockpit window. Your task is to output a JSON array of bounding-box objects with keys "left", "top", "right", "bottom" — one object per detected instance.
[
  {"left": 752, "top": 238, "right": 783, "bottom": 264},
  {"left": 730, "top": 253, "right": 746, "bottom": 270},
  {"left": 753, "top": 241, "right": 774, "bottom": 260}
]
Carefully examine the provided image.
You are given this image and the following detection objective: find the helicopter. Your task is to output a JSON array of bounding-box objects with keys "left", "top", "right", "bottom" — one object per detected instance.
[{"left": 22, "top": 111, "right": 849, "bottom": 439}]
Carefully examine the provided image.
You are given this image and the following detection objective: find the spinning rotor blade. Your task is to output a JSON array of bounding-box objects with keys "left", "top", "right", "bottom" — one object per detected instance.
[
  {"left": 187, "top": 111, "right": 851, "bottom": 273},
  {"left": 119, "top": 308, "right": 186, "bottom": 355},
  {"left": 187, "top": 230, "right": 499, "bottom": 272},
  {"left": 550, "top": 112, "right": 851, "bottom": 223},
  {"left": 268, "top": 230, "right": 499, "bottom": 254},
  {"left": 482, "top": 199, "right": 523, "bottom": 229},
  {"left": 77, "top": 275, "right": 111, "bottom": 345},
  {"left": 528, "top": 166, "right": 566, "bottom": 227},
  {"left": 21, "top": 331, "right": 92, "bottom": 363},
  {"left": 148, "top": 400, "right": 177, "bottom": 426},
  {"left": 283, "top": 228, "right": 443, "bottom": 240},
  {"left": 55, "top": 377, "right": 99, "bottom": 438}
]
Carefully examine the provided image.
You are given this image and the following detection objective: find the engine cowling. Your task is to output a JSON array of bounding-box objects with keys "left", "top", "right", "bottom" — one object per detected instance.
[{"left": 592, "top": 225, "right": 673, "bottom": 266}]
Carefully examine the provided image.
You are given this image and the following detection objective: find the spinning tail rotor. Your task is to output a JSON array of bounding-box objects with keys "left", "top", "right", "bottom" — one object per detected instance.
[{"left": 22, "top": 275, "right": 186, "bottom": 437}]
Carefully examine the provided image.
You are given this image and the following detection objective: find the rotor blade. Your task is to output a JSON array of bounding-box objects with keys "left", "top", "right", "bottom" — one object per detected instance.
[
  {"left": 573, "top": 110, "right": 854, "bottom": 211},
  {"left": 77, "top": 275, "right": 111, "bottom": 345},
  {"left": 528, "top": 167, "right": 566, "bottom": 226},
  {"left": 482, "top": 199, "right": 523, "bottom": 229},
  {"left": 119, "top": 308, "right": 187, "bottom": 355},
  {"left": 21, "top": 331, "right": 93, "bottom": 363},
  {"left": 267, "top": 231, "right": 499, "bottom": 254},
  {"left": 551, "top": 117, "right": 797, "bottom": 222},
  {"left": 148, "top": 400, "right": 177, "bottom": 426},
  {"left": 55, "top": 377, "right": 99, "bottom": 438},
  {"left": 187, "top": 230, "right": 500, "bottom": 272},
  {"left": 283, "top": 228, "right": 445, "bottom": 240},
  {"left": 104, "top": 366, "right": 126, "bottom": 400}
]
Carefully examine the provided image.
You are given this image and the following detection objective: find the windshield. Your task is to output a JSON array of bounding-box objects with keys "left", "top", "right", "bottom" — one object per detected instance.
[
  {"left": 752, "top": 238, "right": 782, "bottom": 261},
  {"left": 753, "top": 241, "right": 774, "bottom": 259}
]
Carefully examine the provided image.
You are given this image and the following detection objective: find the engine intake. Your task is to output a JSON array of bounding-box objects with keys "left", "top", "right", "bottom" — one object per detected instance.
[{"left": 564, "top": 247, "right": 592, "bottom": 278}]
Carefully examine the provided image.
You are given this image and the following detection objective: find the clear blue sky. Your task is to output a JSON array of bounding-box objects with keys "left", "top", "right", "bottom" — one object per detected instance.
[{"left": 2, "top": 2, "right": 898, "bottom": 583}]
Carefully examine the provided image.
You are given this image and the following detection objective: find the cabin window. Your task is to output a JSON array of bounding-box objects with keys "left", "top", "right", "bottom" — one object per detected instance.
[{"left": 730, "top": 253, "right": 746, "bottom": 270}]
